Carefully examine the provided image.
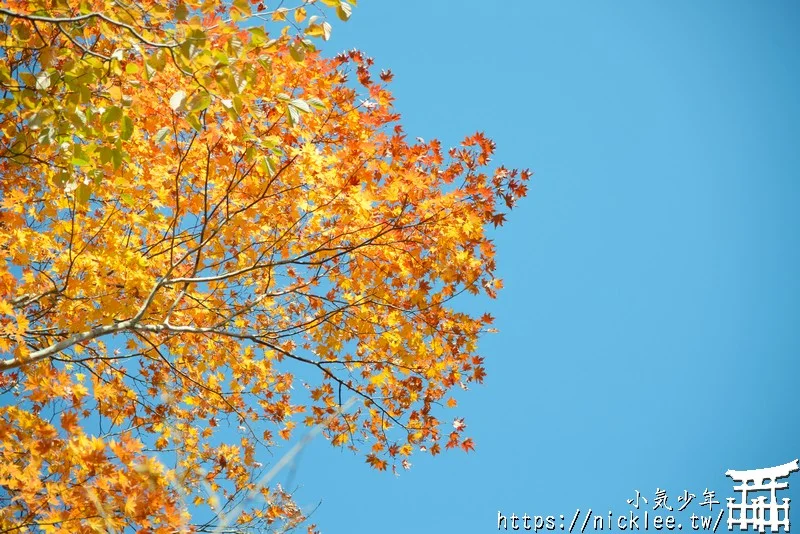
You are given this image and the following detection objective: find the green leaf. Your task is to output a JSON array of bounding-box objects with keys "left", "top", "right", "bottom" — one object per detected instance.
[
  {"left": 19, "top": 72, "right": 36, "bottom": 88},
  {"left": 186, "top": 113, "right": 203, "bottom": 132},
  {"left": 212, "top": 50, "right": 230, "bottom": 66},
  {"left": 188, "top": 29, "right": 207, "bottom": 49},
  {"left": 36, "top": 126, "right": 55, "bottom": 145},
  {"left": 146, "top": 50, "right": 167, "bottom": 72},
  {"left": 111, "top": 148, "right": 123, "bottom": 170},
  {"left": 120, "top": 115, "right": 134, "bottom": 140},
  {"left": 12, "top": 23, "right": 30, "bottom": 41},
  {"left": 288, "top": 42, "right": 306, "bottom": 62},
  {"left": 151, "top": 3, "right": 169, "bottom": 16},
  {"left": 35, "top": 71, "right": 51, "bottom": 91},
  {"left": 188, "top": 92, "right": 211, "bottom": 112},
  {"left": 64, "top": 109, "right": 86, "bottom": 128},
  {"left": 175, "top": 1, "right": 188, "bottom": 20},
  {"left": 76, "top": 183, "right": 91, "bottom": 203},
  {"left": 307, "top": 97, "right": 326, "bottom": 110},
  {"left": 79, "top": 85, "right": 91, "bottom": 104},
  {"left": 102, "top": 106, "right": 123, "bottom": 125},
  {"left": 28, "top": 109, "right": 54, "bottom": 130},
  {"left": 180, "top": 39, "right": 199, "bottom": 60},
  {"left": 260, "top": 155, "right": 277, "bottom": 177},
  {"left": 232, "top": 0, "right": 251, "bottom": 15},
  {"left": 71, "top": 145, "right": 90, "bottom": 167},
  {"left": 154, "top": 126, "right": 171, "bottom": 143},
  {"left": 289, "top": 99, "right": 311, "bottom": 113},
  {"left": 170, "top": 90, "right": 186, "bottom": 111},
  {"left": 286, "top": 104, "right": 301, "bottom": 126},
  {"left": 262, "top": 135, "right": 282, "bottom": 148},
  {"left": 54, "top": 171, "right": 71, "bottom": 186},
  {"left": 227, "top": 71, "right": 247, "bottom": 94},
  {"left": 249, "top": 27, "right": 267, "bottom": 46}
]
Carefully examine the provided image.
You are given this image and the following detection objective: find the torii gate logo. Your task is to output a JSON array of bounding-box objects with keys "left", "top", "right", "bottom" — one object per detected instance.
[{"left": 726, "top": 459, "right": 799, "bottom": 533}]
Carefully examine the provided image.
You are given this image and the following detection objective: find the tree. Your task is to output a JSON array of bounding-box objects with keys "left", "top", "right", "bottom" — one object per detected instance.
[{"left": 0, "top": 0, "right": 530, "bottom": 531}]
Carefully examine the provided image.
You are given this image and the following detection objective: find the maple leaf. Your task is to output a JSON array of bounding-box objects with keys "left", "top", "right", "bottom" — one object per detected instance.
[
  {"left": 59, "top": 411, "right": 80, "bottom": 433},
  {"left": 0, "top": 0, "right": 530, "bottom": 530},
  {"left": 366, "top": 454, "right": 388, "bottom": 471}
]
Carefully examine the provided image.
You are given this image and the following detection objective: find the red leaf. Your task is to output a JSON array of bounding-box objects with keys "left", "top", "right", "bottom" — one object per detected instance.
[{"left": 366, "top": 454, "right": 387, "bottom": 471}]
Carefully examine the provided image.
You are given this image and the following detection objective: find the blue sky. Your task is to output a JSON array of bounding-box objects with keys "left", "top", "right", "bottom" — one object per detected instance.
[{"left": 272, "top": 2, "right": 800, "bottom": 533}]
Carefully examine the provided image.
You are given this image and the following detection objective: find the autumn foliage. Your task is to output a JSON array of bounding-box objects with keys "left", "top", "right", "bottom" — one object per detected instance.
[{"left": 0, "top": 0, "right": 530, "bottom": 531}]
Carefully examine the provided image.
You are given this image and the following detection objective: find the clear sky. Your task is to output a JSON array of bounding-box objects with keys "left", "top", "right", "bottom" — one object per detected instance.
[{"left": 273, "top": 2, "right": 800, "bottom": 533}]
